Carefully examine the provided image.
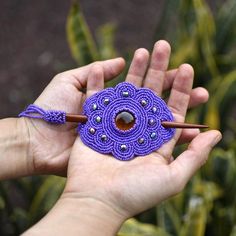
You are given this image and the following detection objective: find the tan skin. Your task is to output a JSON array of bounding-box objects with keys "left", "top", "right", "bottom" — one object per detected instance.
[
  {"left": 23, "top": 40, "right": 209, "bottom": 177},
  {"left": 64, "top": 41, "right": 221, "bottom": 217},
  {"left": 23, "top": 41, "right": 221, "bottom": 235},
  {"left": 23, "top": 57, "right": 126, "bottom": 176}
]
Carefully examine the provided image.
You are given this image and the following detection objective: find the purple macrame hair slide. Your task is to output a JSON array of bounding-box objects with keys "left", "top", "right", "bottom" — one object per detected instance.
[
  {"left": 19, "top": 82, "right": 208, "bottom": 160},
  {"left": 19, "top": 104, "right": 66, "bottom": 124},
  {"left": 78, "top": 82, "right": 175, "bottom": 160}
]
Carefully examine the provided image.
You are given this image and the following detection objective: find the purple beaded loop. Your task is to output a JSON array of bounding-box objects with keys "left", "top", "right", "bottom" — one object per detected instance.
[
  {"left": 18, "top": 104, "right": 66, "bottom": 124},
  {"left": 78, "top": 82, "right": 175, "bottom": 161}
]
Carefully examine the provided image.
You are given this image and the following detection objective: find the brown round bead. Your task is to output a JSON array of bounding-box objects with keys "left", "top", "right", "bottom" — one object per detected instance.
[{"left": 115, "top": 111, "right": 135, "bottom": 131}]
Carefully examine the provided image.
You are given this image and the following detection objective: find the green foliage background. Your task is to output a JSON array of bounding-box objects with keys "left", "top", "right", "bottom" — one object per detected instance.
[{"left": 1, "top": 0, "right": 236, "bottom": 235}]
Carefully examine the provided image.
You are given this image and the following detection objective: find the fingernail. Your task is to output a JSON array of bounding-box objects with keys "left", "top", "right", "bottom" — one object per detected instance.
[{"left": 211, "top": 132, "right": 222, "bottom": 146}]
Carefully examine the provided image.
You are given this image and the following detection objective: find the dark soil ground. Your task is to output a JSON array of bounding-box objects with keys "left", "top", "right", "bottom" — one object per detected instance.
[
  {"left": 0, "top": 0, "right": 219, "bottom": 118},
  {"left": 0, "top": 0, "right": 167, "bottom": 118}
]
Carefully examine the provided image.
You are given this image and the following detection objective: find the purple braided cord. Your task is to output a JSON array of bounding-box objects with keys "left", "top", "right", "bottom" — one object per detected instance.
[{"left": 18, "top": 104, "right": 66, "bottom": 124}]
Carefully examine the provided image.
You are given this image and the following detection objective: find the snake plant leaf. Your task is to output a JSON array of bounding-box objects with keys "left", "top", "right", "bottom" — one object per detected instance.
[
  {"left": 192, "top": 0, "right": 219, "bottom": 78},
  {"left": 0, "top": 195, "right": 5, "bottom": 209},
  {"left": 192, "top": 179, "right": 222, "bottom": 212},
  {"left": 11, "top": 208, "right": 30, "bottom": 232},
  {"left": 29, "top": 176, "right": 65, "bottom": 223},
  {"left": 118, "top": 218, "right": 171, "bottom": 236},
  {"left": 204, "top": 99, "right": 220, "bottom": 129},
  {"left": 169, "top": 191, "right": 186, "bottom": 218},
  {"left": 97, "top": 23, "right": 118, "bottom": 60},
  {"left": 208, "top": 148, "right": 236, "bottom": 193},
  {"left": 180, "top": 197, "right": 207, "bottom": 236},
  {"left": 153, "top": 0, "right": 180, "bottom": 42},
  {"left": 204, "top": 70, "right": 236, "bottom": 130},
  {"left": 230, "top": 225, "right": 236, "bottom": 236},
  {"left": 216, "top": 0, "right": 236, "bottom": 52},
  {"left": 216, "top": 70, "right": 236, "bottom": 104},
  {"left": 66, "top": 0, "right": 99, "bottom": 65},
  {"left": 171, "top": 34, "right": 198, "bottom": 67},
  {"left": 156, "top": 201, "right": 182, "bottom": 235}
]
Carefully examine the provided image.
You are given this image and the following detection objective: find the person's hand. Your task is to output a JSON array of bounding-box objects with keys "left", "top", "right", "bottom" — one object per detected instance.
[
  {"left": 23, "top": 40, "right": 220, "bottom": 235},
  {"left": 20, "top": 40, "right": 208, "bottom": 177},
  {"left": 60, "top": 41, "right": 222, "bottom": 232},
  {"left": 20, "top": 58, "right": 125, "bottom": 176}
]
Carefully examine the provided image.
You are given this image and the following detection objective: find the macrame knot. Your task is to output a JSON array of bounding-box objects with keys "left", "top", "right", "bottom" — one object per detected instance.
[
  {"left": 18, "top": 104, "right": 66, "bottom": 125},
  {"left": 43, "top": 111, "right": 66, "bottom": 124}
]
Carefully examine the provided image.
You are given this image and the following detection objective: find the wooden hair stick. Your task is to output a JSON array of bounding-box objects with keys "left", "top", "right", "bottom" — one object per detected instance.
[{"left": 65, "top": 114, "right": 208, "bottom": 129}]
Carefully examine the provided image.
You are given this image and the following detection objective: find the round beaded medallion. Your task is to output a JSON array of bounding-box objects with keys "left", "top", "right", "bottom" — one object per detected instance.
[{"left": 78, "top": 82, "right": 175, "bottom": 160}]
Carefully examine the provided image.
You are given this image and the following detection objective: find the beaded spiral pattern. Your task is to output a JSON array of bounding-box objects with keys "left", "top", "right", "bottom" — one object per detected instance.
[{"left": 78, "top": 82, "right": 175, "bottom": 160}]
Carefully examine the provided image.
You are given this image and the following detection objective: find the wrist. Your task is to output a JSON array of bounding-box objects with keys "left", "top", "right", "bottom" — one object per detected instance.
[
  {"left": 61, "top": 192, "right": 126, "bottom": 234},
  {"left": 0, "top": 117, "right": 32, "bottom": 179}
]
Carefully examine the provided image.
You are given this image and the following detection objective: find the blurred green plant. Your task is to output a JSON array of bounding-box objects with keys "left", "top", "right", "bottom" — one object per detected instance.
[
  {"left": 1, "top": 0, "right": 236, "bottom": 235},
  {"left": 0, "top": 176, "right": 65, "bottom": 235}
]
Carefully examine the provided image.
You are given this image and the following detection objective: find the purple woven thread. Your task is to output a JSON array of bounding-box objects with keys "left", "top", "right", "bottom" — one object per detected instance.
[
  {"left": 78, "top": 82, "right": 175, "bottom": 161},
  {"left": 18, "top": 104, "right": 66, "bottom": 124}
]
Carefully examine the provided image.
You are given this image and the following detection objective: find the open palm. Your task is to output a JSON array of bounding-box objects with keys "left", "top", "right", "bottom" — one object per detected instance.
[
  {"left": 25, "top": 40, "right": 209, "bottom": 176},
  {"left": 25, "top": 58, "right": 125, "bottom": 175},
  {"left": 64, "top": 41, "right": 221, "bottom": 218}
]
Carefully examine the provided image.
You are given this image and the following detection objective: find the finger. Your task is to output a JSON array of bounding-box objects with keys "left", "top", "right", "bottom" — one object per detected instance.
[
  {"left": 177, "top": 128, "right": 200, "bottom": 145},
  {"left": 163, "top": 69, "right": 209, "bottom": 108},
  {"left": 125, "top": 48, "right": 150, "bottom": 87},
  {"left": 164, "top": 70, "right": 209, "bottom": 108},
  {"left": 87, "top": 65, "right": 104, "bottom": 98},
  {"left": 167, "top": 64, "right": 194, "bottom": 121},
  {"left": 189, "top": 87, "right": 209, "bottom": 108},
  {"left": 144, "top": 40, "right": 171, "bottom": 96},
  {"left": 63, "top": 58, "right": 125, "bottom": 88},
  {"left": 163, "top": 69, "right": 178, "bottom": 90},
  {"left": 156, "top": 64, "right": 194, "bottom": 159},
  {"left": 169, "top": 130, "right": 222, "bottom": 194}
]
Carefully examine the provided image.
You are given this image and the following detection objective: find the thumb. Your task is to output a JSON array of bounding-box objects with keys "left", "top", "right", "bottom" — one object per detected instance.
[
  {"left": 65, "top": 57, "right": 126, "bottom": 87},
  {"left": 169, "top": 130, "right": 222, "bottom": 192}
]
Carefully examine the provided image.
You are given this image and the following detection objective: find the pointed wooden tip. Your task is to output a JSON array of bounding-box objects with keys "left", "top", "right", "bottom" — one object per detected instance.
[
  {"left": 161, "top": 121, "right": 209, "bottom": 129},
  {"left": 65, "top": 114, "right": 209, "bottom": 129}
]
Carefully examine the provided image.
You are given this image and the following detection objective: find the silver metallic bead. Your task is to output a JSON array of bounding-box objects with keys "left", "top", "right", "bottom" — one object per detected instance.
[
  {"left": 122, "top": 91, "right": 129, "bottom": 97},
  {"left": 92, "top": 103, "right": 97, "bottom": 110},
  {"left": 120, "top": 144, "right": 127, "bottom": 151},
  {"left": 101, "top": 134, "right": 107, "bottom": 141},
  {"left": 104, "top": 98, "right": 110, "bottom": 105},
  {"left": 152, "top": 106, "right": 157, "bottom": 113},
  {"left": 141, "top": 99, "right": 147, "bottom": 106},
  {"left": 150, "top": 132, "right": 157, "bottom": 139},
  {"left": 148, "top": 119, "right": 155, "bottom": 126},
  {"left": 95, "top": 116, "right": 101, "bottom": 123},
  {"left": 138, "top": 138, "right": 145, "bottom": 144},
  {"left": 89, "top": 128, "right": 96, "bottom": 134}
]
